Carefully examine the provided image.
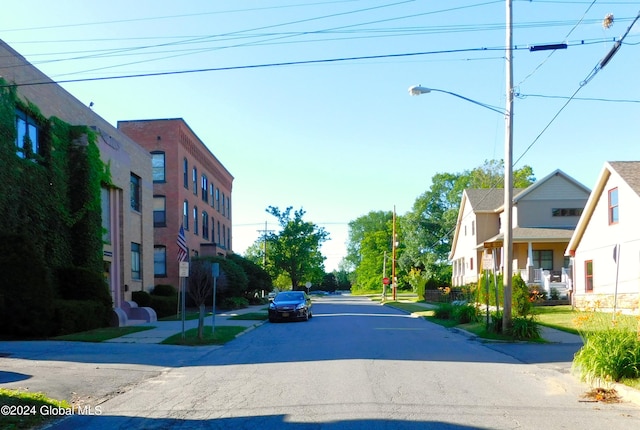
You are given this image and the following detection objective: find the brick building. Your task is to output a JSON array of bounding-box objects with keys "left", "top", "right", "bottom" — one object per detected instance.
[{"left": 118, "top": 119, "right": 234, "bottom": 289}]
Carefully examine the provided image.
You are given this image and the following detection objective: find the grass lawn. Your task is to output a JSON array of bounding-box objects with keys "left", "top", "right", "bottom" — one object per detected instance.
[
  {"left": 228, "top": 312, "right": 268, "bottom": 321},
  {"left": 53, "top": 325, "right": 155, "bottom": 342},
  {"left": 0, "top": 388, "right": 71, "bottom": 430},
  {"left": 533, "top": 305, "right": 580, "bottom": 335},
  {"left": 161, "top": 325, "right": 247, "bottom": 346},
  {"left": 159, "top": 311, "right": 210, "bottom": 321}
]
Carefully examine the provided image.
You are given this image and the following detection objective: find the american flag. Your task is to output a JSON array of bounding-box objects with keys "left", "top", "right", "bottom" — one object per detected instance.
[{"left": 177, "top": 224, "right": 188, "bottom": 262}]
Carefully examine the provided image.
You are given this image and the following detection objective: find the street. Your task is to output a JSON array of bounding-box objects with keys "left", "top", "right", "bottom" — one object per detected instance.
[{"left": 2, "top": 295, "right": 639, "bottom": 429}]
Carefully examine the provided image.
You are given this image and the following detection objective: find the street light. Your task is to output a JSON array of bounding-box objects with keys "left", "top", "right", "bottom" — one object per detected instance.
[{"left": 408, "top": 0, "right": 513, "bottom": 332}]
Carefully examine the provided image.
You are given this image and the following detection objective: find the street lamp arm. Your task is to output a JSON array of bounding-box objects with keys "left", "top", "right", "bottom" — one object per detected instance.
[{"left": 408, "top": 85, "right": 506, "bottom": 116}]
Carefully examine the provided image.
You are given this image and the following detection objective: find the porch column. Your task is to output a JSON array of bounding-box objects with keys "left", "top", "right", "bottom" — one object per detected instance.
[{"left": 527, "top": 241, "right": 534, "bottom": 283}]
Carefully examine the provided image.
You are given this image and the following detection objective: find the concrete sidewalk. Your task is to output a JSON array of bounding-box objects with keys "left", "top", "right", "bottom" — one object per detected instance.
[{"left": 105, "top": 304, "right": 268, "bottom": 344}]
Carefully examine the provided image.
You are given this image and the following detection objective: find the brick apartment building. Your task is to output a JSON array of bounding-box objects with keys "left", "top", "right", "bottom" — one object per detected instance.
[{"left": 118, "top": 119, "right": 234, "bottom": 289}]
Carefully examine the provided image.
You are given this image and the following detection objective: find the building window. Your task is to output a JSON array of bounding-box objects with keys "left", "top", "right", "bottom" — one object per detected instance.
[
  {"left": 183, "top": 158, "right": 188, "bottom": 189},
  {"left": 217, "top": 221, "right": 221, "bottom": 245},
  {"left": 469, "top": 257, "right": 473, "bottom": 271},
  {"left": 15, "top": 109, "right": 39, "bottom": 159},
  {"left": 471, "top": 220, "right": 475, "bottom": 236},
  {"left": 193, "top": 206, "right": 198, "bottom": 236},
  {"left": 101, "top": 187, "right": 111, "bottom": 244},
  {"left": 154, "top": 246, "right": 167, "bottom": 276},
  {"left": 532, "top": 250, "right": 553, "bottom": 270},
  {"left": 585, "top": 260, "right": 593, "bottom": 292},
  {"left": 209, "top": 183, "right": 215, "bottom": 207},
  {"left": 216, "top": 188, "right": 220, "bottom": 211},
  {"left": 202, "top": 212, "right": 209, "bottom": 239},
  {"left": 226, "top": 196, "right": 231, "bottom": 219},
  {"left": 608, "top": 188, "right": 619, "bottom": 225},
  {"left": 153, "top": 196, "right": 166, "bottom": 227},
  {"left": 151, "top": 152, "right": 165, "bottom": 182},
  {"left": 201, "top": 175, "right": 208, "bottom": 203},
  {"left": 227, "top": 226, "right": 231, "bottom": 249},
  {"left": 130, "top": 173, "right": 141, "bottom": 211},
  {"left": 222, "top": 225, "right": 226, "bottom": 248},
  {"left": 192, "top": 167, "right": 198, "bottom": 195},
  {"left": 183, "top": 200, "right": 189, "bottom": 230},
  {"left": 131, "top": 243, "right": 141, "bottom": 280},
  {"left": 552, "top": 208, "right": 583, "bottom": 217}
]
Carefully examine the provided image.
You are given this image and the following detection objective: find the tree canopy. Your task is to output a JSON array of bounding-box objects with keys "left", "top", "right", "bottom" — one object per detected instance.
[{"left": 265, "top": 206, "right": 329, "bottom": 290}]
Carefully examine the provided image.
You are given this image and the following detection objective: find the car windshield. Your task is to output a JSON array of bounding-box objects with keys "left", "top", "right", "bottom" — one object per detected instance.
[{"left": 276, "top": 292, "right": 303, "bottom": 301}]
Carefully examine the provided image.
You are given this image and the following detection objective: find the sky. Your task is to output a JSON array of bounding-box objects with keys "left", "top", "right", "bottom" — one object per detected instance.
[{"left": 2, "top": 1, "right": 639, "bottom": 272}]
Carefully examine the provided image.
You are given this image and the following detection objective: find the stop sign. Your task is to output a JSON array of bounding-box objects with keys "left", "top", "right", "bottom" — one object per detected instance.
[{"left": 382, "top": 277, "right": 390, "bottom": 285}]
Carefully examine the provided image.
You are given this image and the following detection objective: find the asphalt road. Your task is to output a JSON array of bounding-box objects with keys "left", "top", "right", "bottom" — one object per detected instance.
[{"left": 2, "top": 295, "right": 639, "bottom": 429}]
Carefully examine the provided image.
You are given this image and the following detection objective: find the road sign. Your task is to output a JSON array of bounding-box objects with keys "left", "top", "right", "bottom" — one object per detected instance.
[
  {"left": 179, "top": 261, "right": 189, "bottom": 277},
  {"left": 382, "top": 277, "right": 390, "bottom": 285},
  {"left": 482, "top": 255, "right": 493, "bottom": 269}
]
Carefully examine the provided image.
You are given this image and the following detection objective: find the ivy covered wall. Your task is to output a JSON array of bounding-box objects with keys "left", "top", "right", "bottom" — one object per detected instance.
[{"left": 0, "top": 79, "right": 111, "bottom": 336}]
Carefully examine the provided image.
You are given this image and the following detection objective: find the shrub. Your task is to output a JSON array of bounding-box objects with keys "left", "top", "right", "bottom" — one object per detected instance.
[
  {"left": 512, "top": 274, "right": 532, "bottom": 317},
  {"left": 488, "top": 311, "right": 503, "bottom": 334},
  {"left": 150, "top": 295, "right": 178, "bottom": 318},
  {"left": 454, "top": 304, "right": 479, "bottom": 324},
  {"left": 573, "top": 312, "right": 640, "bottom": 384},
  {"left": 549, "top": 287, "right": 560, "bottom": 301},
  {"left": 508, "top": 316, "right": 540, "bottom": 340},
  {"left": 152, "top": 284, "right": 177, "bottom": 297},
  {"left": 132, "top": 290, "right": 151, "bottom": 307},
  {"left": 56, "top": 266, "right": 111, "bottom": 327},
  {"left": 220, "top": 296, "right": 249, "bottom": 310},
  {"left": 434, "top": 303, "right": 454, "bottom": 320},
  {"left": 0, "top": 234, "right": 54, "bottom": 338},
  {"left": 52, "top": 299, "right": 109, "bottom": 335}
]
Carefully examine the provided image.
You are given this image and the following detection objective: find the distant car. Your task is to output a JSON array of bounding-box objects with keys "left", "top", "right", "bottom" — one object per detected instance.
[{"left": 268, "top": 291, "right": 312, "bottom": 322}]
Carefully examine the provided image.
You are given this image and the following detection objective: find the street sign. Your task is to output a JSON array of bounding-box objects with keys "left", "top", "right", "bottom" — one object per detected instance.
[
  {"left": 211, "top": 262, "right": 220, "bottom": 277},
  {"left": 382, "top": 277, "right": 390, "bottom": 285},
  {"left": 482, "top": 255, "right": 493, "bottom": 269},
  {"left": 179, "top": 261, "right": 189, "bottom": 277}
]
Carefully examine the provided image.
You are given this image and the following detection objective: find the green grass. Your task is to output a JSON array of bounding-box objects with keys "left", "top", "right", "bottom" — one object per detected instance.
[
  {"left": 533, "top": 305, "right": 580, "bottom": 334},
  {"left": 228, "top": 312, "right": 268, "bottom": 321},
  {"left": 161, "top": 325, "right": 247, "bottom": 346},
  {"left": 384, "top": 301, "right": 434, "bottom": 317},
  {"left": 159, "top": 311, "right": 210, "bottom": 321},
  {"left": 53, "top": 325, "right": 155, "bottom": 342},
  {"left": 0, "top": 388, "right": 71, "bottom": 430}
]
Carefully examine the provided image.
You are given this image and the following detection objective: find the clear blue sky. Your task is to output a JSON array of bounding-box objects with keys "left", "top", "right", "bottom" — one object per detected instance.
[{"left": 3, "top": 1, "right": 639, "bottom": 271}]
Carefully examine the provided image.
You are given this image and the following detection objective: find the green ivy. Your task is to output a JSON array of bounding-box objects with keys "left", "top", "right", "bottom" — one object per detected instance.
[{"left": 0, "top": 78, "right": 111, "bottom": 313}]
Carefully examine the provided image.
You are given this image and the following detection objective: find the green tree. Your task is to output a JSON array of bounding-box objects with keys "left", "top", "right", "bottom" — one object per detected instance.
[
  {"left": 188, "top": 258, "right": 213, "bottom": 340},
  {"left": 266, "top": 206, "right": 329, "bottom": 290},
  {"left": 227, "top": 253, "right": 273, "bottom": 301},
  {"left": 400, "top": 160, "right": 535, "bottom": 284}
]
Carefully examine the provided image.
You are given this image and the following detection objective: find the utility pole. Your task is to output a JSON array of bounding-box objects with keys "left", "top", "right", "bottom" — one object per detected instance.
[
  {"left": 502, "top": 0, "right": 514, "bottom": 332},
  {"left": 257, "top": 221, "right": 274, "bottom": 269},
  {"left": 392, "top": 206, "right": 397, "bottom": 301}
]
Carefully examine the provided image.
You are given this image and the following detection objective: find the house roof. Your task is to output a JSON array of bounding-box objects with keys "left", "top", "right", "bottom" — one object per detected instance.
[
  {"left": 566, "top": 161, "right": 640, "bottom": 255},
  {"left": 483, "top": 227, "right": 575, "bottom": 245},
  {"left": 512, "top": 169, "right": 591, "bottom": 203}
]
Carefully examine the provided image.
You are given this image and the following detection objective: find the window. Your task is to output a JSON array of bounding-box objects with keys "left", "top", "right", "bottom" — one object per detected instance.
[
  {"left": 202, "top": 212, "right": 209, "bottom": 239},
  {"left": 532, "top": 250, "right": 553, "bottom": 270},
  {"left": 216, "top": 188, "right": 220, "bottom": 211},
  {"left": 217, "top": 221, "right": 221, "bottom": 245},
  {"left": 193, "top": 207, "right": 198, "bottom": 236},
  {"left": 227, "top": 226, "right": 231, "bottom": 249},
  {"left": 154, "top": 246, "right": 167, "bottom": 276},
  {"left": 585, "top": 260, "right": 593, "bottom": 292},
  {"left": 221, "top": 192, "right": 226, "bottom": 216},
  {"left": 130, "top": 173, "right": 141, "bottom": 211},
  {"left": 183, "top": 200, "right": 189, "bottom": 230},
  {"left": 151, "top": 152, "right": 165, "bottom": 182},
  {"left": 222, "top": 225, "right": 226, "bottom": 248},
  {"left": 201, "top": 175, "right": 208, "bottom": 202},
  {"left": 469, "top": 258, "right": 473, "bottom": 271},
  {"left": 209, "top": 183, "right": 215, "bottom": 207},
  {"left": 471, "top": 220, "right": 475, "bottom": 236},
  {"left": 226, "top": 196, "right": 231, "bottom": 219},
  {"left": 153, "top": 196, "right": 166, "bottom": 227},
  {"left": 552, "top": 208, "right": 583, "bottom": 217},
  {"left": 15, "top": 109, "right": 39, "bottom": 159},
  {"left": 131, "top": 243, "right": 141, "bottom": 280},
  {"left": 608, "top": 188, "right": 619, "bottom": 225},
  {"left": 183, "top": 158, "right": 188, "bottom": 189},
  {"left": 192, "top": 167, "right": 198, "bottom": 195},
  {"left": 101, "top": 187, "right": 111, "bottom": 244}
]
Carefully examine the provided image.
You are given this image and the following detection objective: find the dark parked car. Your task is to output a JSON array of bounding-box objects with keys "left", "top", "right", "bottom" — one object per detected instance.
[{"left": 268, "top": 291, "right": 312, "bottom": 322}]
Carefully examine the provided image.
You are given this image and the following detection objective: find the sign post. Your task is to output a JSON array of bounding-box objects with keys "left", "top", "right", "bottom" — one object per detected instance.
[
  {"left": 382, "top": 277, "right": 390, "bottom": 302},
  {"left": 179, "top": 261, "right": 189, "bottom": 340}
]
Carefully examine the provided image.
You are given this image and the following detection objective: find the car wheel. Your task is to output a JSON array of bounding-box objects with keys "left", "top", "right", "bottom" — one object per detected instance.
[
  {"left": 269, "top": 316, "right": 276, "bottom": 323},
  {"left": 304, "top": 310, "right": 309, "bottom": 321},
  {"left": 309, "top": 310, "right": 313, "bottom": 319}
]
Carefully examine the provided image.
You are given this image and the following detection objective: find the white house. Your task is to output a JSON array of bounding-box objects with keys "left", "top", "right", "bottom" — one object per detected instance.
[{"left": 566, "top": 161, "right": 640, "bottom": 315}]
